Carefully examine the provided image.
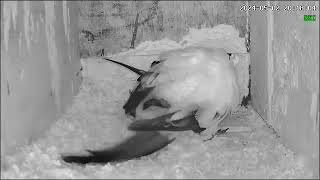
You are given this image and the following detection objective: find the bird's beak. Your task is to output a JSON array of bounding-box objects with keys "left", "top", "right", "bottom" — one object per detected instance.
[{"left": 128, "top": 110, "right": 206, "bottom": 133}]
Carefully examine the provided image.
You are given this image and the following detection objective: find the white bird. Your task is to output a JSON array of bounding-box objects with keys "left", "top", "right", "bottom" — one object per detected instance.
[
  {"left": 128, "top": 46, "right": 241, "bottom": 139},
  {"left": 61, "top": 46, "right": 241, "bottom": 164}
]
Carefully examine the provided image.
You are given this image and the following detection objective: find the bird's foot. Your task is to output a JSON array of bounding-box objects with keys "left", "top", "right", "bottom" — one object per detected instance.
[
  {"left": 200, "top": 126, "right": 218, "bottom": 141},
  {"left": 200, "top": 127, "right": 229, "bottom": 142},
  {"left": 216, "top": 128, "right": 229, "bottom": 135}
]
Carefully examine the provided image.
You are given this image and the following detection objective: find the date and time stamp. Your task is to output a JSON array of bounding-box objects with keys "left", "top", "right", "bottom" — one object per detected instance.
[{"left": 240, "top": 4, "right": 317, "bottom": 22}]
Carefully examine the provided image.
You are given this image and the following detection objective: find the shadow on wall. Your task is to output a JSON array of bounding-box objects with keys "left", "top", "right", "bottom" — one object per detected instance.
[
  {"left": 1, "top": 1, "right": 81, "bottom": 157},
  {"left": 78, "top": 1, "right": 248, "bottom": 57}
]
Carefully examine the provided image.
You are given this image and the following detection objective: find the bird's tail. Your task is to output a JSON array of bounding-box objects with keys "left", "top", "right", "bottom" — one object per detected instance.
[{"left": 61, "top": 131, "right": 175, "bottom": 165}]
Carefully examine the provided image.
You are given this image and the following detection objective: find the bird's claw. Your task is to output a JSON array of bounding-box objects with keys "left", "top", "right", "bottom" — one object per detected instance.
[{"left": 201, "top": 128, "right": 229, "bottom": 142}]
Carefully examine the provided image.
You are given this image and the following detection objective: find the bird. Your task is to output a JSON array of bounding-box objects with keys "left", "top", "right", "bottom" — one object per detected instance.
[
  {"left": 61, "top": 46, "right": 240, "bottom": 165},
  {"left": 124, "top": 46, "right": 240, "bottom": 138}
]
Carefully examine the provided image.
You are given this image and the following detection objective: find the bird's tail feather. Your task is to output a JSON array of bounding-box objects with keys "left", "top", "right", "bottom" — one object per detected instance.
[{"left": 61, "top": 131, "right": 175, "bottom": 165}]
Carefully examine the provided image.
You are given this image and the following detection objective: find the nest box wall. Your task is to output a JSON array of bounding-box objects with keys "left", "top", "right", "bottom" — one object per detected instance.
[
  {"left": 1, "top": 1, "right": 82, "bottom": 157},
  {"left": 250, "top": 1, "right": 319, "bottom": 177}
]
